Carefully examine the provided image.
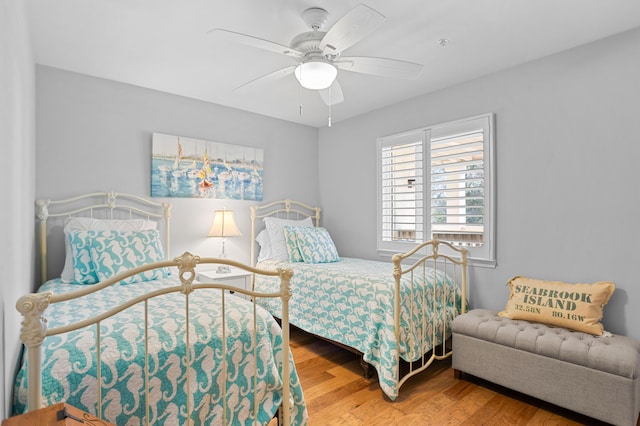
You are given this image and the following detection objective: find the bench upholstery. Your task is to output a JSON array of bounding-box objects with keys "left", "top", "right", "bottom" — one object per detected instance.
[{"left": 452, "top": 309, "right": 640, "bottom": 425}]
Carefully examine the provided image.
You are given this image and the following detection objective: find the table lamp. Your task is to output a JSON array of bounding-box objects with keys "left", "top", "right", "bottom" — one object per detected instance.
[{"left": 208, "top": 209, "right": 242, "bottom": 273}]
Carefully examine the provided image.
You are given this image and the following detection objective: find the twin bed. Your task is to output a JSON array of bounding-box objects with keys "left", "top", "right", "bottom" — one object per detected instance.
[
  {"left": 249, "top": 199, "right": 468, "bottom": 400},
  {"left": 12, "top": 192, "right": 468, "bottom": 425},
  {"left": 13, "top": 192, "right": 306, "bottom": 425}
]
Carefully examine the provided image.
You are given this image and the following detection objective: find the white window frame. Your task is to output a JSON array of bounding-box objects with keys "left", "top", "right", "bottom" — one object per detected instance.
[{"left": 376, "top": 113, "right": 496, "bottom": 267}]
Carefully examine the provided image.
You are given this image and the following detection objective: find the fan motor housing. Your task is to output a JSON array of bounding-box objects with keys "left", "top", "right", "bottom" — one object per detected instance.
[{"left": 290, "top": 31, "right": 326, "bottom": 54}]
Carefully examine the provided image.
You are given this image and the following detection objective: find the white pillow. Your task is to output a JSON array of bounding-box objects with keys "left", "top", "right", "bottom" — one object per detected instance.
[
  {"left": 256, "top": 230, "right": 273, "bottom": 263},
  {"left": 263, "top": 216, "right": 313, "bottom": 261},
  {"left": 61, "top": 217, "right": 157, "bottom": 283}
]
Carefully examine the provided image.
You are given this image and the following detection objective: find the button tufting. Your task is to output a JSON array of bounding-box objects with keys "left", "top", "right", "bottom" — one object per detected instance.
[{"left": 455, "top": 309, "right": 640, "bottom": 402}]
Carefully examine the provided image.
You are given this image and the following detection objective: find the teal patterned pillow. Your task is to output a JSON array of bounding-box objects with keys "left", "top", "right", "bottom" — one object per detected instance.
[
  {"left": 88, "top": 229, "right": 169, "bottom": 284},
  {"left": 283, "top": 225, "right": 304, "bottom": 262},
  {"left": 292, "top": 226, "right": 340, "bottom": 264},
  {"left": 67, "top": 230, "right": 101, "bottom": 284}
]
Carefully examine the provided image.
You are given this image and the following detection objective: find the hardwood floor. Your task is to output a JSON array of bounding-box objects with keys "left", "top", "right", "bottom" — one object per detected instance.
[{"left": 287, "top": 326, "right": 625, "bottom": 426}]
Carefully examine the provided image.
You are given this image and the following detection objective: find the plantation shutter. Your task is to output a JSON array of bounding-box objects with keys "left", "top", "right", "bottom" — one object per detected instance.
[
  {"left": 430, "top": 130, "right": 485, "bottom": 247},
  {"left": 378, "top": 113, "right": 494, "bottom": 264},
  {"left": 380, "top": 134, "right": 424, "bottom": 243}
]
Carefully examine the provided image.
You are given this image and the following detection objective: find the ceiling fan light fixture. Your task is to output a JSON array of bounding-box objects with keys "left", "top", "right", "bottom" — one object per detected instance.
[{"left": 294, "top": 60, "right": 337, "bottom": 90}]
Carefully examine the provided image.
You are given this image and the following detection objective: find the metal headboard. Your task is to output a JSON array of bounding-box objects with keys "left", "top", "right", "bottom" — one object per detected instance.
[
  {"left": 249, "top": 199, "right": 321, "bottom": 267},
  {"left": 35, "top": 191, "right": 172, "bottom": 283}
]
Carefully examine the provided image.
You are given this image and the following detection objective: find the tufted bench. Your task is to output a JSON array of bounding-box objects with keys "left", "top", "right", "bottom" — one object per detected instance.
[{"left": 452, "top": 309, "right": 640, "bottom": 425}]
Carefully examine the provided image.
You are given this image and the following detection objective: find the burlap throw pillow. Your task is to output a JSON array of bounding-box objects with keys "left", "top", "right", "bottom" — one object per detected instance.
[{"left": 499, "top": 276, "right": 615, "bottom": 335}]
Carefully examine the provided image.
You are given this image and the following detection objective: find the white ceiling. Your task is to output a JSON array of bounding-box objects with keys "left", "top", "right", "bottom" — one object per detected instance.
[{"left": 26, "top": 0, "right": 640, "bottom": 128}]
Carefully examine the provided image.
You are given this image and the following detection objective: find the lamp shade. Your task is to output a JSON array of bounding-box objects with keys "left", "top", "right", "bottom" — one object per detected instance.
[
  {"left": 294, "top": 60, "right": 337, "bottom": 90},
  {"left": 208, "top": 210, "right": 242, "bottom": 238}
]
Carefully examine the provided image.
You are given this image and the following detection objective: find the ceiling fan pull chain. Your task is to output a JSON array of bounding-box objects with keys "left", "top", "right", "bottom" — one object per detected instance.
[
  {"left": 328, "top": 85, "right": 332, "bottom": 127},
  {"left": 299, "top": 75, "right": 303, "bottom": 116}
]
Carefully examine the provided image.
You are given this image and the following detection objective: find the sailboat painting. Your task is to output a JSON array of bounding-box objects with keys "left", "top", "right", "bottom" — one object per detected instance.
[{"left": 151, "top": 132, "right": 264, "bottom": 200}]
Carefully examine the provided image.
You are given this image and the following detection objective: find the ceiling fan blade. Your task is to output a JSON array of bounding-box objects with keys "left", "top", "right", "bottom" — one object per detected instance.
[
  {"left": 320, "top": 4, "right": 385, "bottom": 55},
  {"left": 318, "top": 80, "right": 344, "bottom": 106},
  {"left": 336, "top": 56, "right": 423, "bottom": 79},
  {"left": 234, "top": 65, "right": 296, "bottom": 93},
  {"left": 208, "top": 28, "right": 302, "bottom": 59}
]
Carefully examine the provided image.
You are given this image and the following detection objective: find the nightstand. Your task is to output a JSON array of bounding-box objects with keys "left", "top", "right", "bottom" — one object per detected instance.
[
  {"left": 2, "top": 403, "right": 114, "bottom": 425},
  {"left": 197, "top": 268, "right": 252, "bottom": 297}
]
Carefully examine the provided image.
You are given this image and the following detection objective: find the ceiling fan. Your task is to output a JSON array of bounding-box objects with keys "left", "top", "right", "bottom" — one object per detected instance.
[{"left": 209, "top": 4, "right": 424, "bottom": 107}]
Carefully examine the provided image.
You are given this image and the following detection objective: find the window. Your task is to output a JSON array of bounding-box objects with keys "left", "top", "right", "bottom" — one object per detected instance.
[{"left": 377, "top": 113, "right": 495, "bottom": 266}]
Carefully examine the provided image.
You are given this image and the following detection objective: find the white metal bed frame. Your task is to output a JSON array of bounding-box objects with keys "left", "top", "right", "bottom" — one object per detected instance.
[
  {"left": 249, "top": 199, "right": 321, "bottom": 269},
  {"left": 35, "top": 191, "right": 172, "bottom": 284},
  {"left": 250, "top": 198, "right": 468, "bottom": 396},
  {"left": 19, "top": 191, "right": 296, "bottom": 425}
]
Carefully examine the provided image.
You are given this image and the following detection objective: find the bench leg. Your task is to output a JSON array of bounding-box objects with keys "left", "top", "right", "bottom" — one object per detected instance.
[{"left": 453, "top": 369, "right": 463, "bottom": 380}]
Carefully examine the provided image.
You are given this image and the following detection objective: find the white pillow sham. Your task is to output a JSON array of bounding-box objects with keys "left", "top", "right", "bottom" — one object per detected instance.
[
  {"left": 61, "top": 217, "right": 157, "bottom": 283},
  {"left": 263, "top": 216, "right": 313, "bottom": 261},
  {"left": 256, "top": 230, "right": 273, "bottom": 263}
]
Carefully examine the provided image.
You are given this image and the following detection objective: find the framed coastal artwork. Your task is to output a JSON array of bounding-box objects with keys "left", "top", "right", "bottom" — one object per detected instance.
[{"left": 151, "top": 133, "right": 264, "bottom": 200}]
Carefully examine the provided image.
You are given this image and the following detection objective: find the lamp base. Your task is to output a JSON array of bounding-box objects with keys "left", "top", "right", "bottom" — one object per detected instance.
[{"left": 216, "top": 264, "right": 231, "bottom": 274}]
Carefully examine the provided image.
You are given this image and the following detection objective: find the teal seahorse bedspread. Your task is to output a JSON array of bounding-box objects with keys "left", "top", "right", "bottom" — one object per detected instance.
[
  {"left": 255, "top": 257, "right": 461, "bottom": 400},
  {"left": 13, "top": 276, "right": 308, "bottom": 425}
]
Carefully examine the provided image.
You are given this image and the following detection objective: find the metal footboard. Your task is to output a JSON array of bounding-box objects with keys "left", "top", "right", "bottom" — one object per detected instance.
[
  {"left": 16, "top": 253, "right": 294, "bottom": 425},
  {"left": 392, "top": 240, "right": 467, "bottom": 392}
]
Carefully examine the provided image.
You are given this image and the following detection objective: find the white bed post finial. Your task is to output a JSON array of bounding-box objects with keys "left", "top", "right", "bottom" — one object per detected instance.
[
  {"left": 163, "top": 202, "right": 172, "bottom": 219},
  {"left": 106, "top": 191, "right": 117, "bottom": 209},
  {"left": 16, "top": 292, "right": 51, "bottom": 412},
  {"left": 16, "top": 293, "right": 50, "bottom": 347},
  {"left": 278, "top": 268, "right": 293, "bottom": 302},
  {"left": 36, "top": 200, "right": 50, "bottom": 222},
  {"left": 175, "top": 252, "right": 199, "bottom": 295}
]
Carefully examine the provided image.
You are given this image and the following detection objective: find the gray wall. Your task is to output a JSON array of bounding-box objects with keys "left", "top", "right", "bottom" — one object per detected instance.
[
  {"left": 318, "top": 27, "right": 640, "bottom": 339},
  {"left": 1, "top": 0, "right": 36, "bottom": 419},
  {"left": 36, "top": 66, "right": 319, "bottom": 274}
]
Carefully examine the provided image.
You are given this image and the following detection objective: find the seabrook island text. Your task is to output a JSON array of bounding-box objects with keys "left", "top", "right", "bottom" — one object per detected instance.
[{"left": 512, "top": 284, "right": 590, "bottom": 322}]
